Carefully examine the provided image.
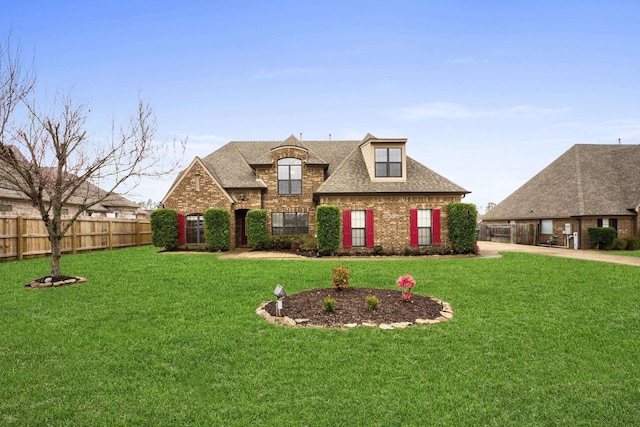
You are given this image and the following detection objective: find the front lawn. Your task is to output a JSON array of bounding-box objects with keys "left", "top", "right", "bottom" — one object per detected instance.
[{"left": 1, "top": 247, "right": 639, "bottom": 426}]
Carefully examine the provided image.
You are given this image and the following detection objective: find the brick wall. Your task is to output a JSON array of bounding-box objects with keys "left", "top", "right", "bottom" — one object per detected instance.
[
  {"left": 319, "top": 194, "right": 461, "bottom": 253},
  {"left": 257, "top": 146, "right": 326, "bottom": 236}
]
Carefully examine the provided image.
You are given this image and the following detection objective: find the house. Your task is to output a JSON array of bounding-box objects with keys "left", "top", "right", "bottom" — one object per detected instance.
[
  {"left": 161, "top": 133, "right": 469, "bottom": 252},
  {"left": 482, "top": 144, "right": 640, "bottom": 248},
  {"left": 0, "top": 185, "right": 144, "bottom": 219},
  {"left": 0, "top": 144, "right": 146, "bottom": 219}
]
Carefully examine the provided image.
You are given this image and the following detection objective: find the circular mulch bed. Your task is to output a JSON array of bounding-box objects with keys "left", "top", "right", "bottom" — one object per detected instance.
[{"left": 258, "top": 287, "right": 452, "bottom": 329}]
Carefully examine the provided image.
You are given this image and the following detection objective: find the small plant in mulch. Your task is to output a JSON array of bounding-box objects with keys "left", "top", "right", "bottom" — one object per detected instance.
[
  {"left": 365, "top": 295, "right": 379, "bottom": 310},
  {"left": 332, "top": 266, "right": 351, "bottom": 290},
  {"left": 397, "top": 274, "right": 416, "bottom": 302},
  {"left": 323, "top": 295, "right": 337, "bottom": 312}
]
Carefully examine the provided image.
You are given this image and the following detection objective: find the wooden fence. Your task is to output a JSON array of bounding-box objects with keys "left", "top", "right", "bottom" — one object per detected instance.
[
  {"left": 0, "top": 215, "right": 151, "bottom": 261},
  {"left": 478, "top": 223, "right": 539, "bottom": 245}
]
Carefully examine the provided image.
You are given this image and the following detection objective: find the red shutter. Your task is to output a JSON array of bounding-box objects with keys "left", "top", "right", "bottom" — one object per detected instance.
[
  {"left": 343, "top": 210, "right": 352, "bottom": 248},
  {"left": 432, "top": 208, "right": 441, "bottom": 246},
  {"left": 410, "top": 209, "right": 418, "bottom": 247},
  {"left": 365, "top": 210, "right": 375, "bottom": 248},
  {"left": 177, "top": 213, "right": 186, "bottom": 245}
]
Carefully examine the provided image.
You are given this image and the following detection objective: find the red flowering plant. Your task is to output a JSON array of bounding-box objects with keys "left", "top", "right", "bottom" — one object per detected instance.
[{"left": 396, "top": 274, "right": 416, "bottom": 301}]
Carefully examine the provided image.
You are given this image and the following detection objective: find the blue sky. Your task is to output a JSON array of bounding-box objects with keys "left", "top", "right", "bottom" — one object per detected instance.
[{"left": 3, "top": 1, "right": 640, "bottom": 210}]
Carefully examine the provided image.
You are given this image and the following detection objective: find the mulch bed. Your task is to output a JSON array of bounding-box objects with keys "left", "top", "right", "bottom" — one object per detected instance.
[{"left": 263, "top": 287, "right": 444, "bottom": 328}]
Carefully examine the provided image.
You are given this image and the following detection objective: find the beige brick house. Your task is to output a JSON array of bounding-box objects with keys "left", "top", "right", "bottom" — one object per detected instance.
[
  {"left": 482, "top": 144, "right": 640, "bottom": 248},
  {"left": 161, "top": 133, "right": 469, "bottom": 252}
]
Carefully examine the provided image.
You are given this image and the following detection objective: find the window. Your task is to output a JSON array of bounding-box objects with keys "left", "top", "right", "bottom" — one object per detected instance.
[
  {"left": 343, "top": 209, "right": 375, "bottom": 248},
  {"left": 61, "top": 208, "right": 69, "bottom": 216},
  {"left": 374, "top": 148, "right": 402, "bottom": 177},
  {"left": 410, "top": 208, "right": 440, "bottom": 247},
  {"left": 278, "top": 158, "right": 302, "bottom": 195},
  {"left": 0, "top": 204, "right": 12, "bottom": 212},
  {"left": 597, "top": 218, "right": 618, "bottom": 230},
  {"left": 351, "top": 210, "right": 366, "bottom": 247},
  {"left": 417, "top": 209, "right": 432, "bottom": 246},
  {"left": 272, "top": 212, "right": 309, "bottom": 235},
  {"left": 186, "top": 214, "right": 205, "bottom": 244},
  {"left": 541, "top": 219, "right": 553, "bottom": 234}
]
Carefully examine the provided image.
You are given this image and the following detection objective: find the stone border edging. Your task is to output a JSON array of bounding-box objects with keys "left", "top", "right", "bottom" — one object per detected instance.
[
  {"left": 255, "top": 298, "right": 454, "bottom": 330},
  {"left": 25, "top": 276, "right": 88, "bottom": 289}
]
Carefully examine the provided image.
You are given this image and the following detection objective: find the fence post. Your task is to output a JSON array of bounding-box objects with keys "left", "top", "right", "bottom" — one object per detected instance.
[
  {"left": 71, "top": 220, "right": 78, "bottom": 254},
  {"left": 108, "top": 220, "right": 113, "bottom": 250},
  {"left": 16, "top": 215, "right": 24, "bottom": 260},
  {"left": 135, "top": 220, "right": 141, "bottom": 246}
]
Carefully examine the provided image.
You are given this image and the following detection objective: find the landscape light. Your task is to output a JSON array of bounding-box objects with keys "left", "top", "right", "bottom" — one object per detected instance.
[{"left": 273, "top": 284, "right": 287, "bottom": 299}]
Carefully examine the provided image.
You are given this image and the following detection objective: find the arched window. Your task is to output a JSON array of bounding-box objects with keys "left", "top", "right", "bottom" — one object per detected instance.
[
  {"left": 277, "top": 158, "right": 302, "bottom": 195},
  {"left": 186, "top": 213, "right": 204, "bottom": 244}
]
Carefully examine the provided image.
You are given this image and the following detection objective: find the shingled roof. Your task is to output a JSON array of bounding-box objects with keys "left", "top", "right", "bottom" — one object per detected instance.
[
  {"left": 197, "top": 135, "right": 469, "bottom": 195},
  {"left": 483, "top": 144, "right": 640, "bottom": 220}
]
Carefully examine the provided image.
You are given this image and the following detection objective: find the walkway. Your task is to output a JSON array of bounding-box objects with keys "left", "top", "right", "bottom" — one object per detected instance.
[
  {"left": 218, "top": 242, "right": 640, "bottom": 267},
  {"left": 477, "top": 241, "right": 640, "bottom": 267}
]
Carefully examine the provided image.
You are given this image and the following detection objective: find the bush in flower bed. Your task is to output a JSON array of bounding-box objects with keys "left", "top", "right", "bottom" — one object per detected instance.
[
  {"left": 332, "top": 266, "right": 351, "bottom": 290},
  {"left": 365, "top": 295, "right": 379, "bottom": 310},
  {"left": 397, "top": 274, "right": 416, "bottom": 301}
]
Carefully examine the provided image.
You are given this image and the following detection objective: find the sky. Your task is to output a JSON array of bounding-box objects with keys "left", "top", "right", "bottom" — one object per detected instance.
[{"left": 3, "top": 1, "right": 640, "bottom": 211}]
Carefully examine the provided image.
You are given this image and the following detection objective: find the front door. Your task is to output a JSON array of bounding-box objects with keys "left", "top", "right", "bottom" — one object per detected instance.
[{"left": 236, "top": 210, "right": 248, "bottom": 246}]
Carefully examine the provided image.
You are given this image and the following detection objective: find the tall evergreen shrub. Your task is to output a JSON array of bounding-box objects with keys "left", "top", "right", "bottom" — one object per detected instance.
[
  {"left": 204, "top": 208, "right": 230, "bottom": 251},
  {"left": 150, "top": 209, "right": 179, "bottom": 250},
  {"left": 246, "top": 209, "right": 268, "bottom": 248},
  {"left": 448, "top": 202, "right": 477, "bottom": 254},
  {"left": 316, "top": 205, "right": 340, "bottom": 254},
  {"left": 588, "top": 227, "right": 617, "bottom": 249}
]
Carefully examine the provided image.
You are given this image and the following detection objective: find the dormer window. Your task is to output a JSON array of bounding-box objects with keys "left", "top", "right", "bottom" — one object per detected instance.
[
  {"left": 375, "top": 148, "right": 402, "bottom": 177},
  {"left": 278, "top": 158, "right": 302, "bottom": 195}
]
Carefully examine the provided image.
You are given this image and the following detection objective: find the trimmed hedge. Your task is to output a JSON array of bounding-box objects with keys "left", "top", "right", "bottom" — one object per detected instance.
[
  {"left": 246, "top": 209, "right": 268, "bottom": 248},
  {"left": 627, "top": 238, "right": 640, "bottom": 251},
  {"left": 150, "top": 209, "right": 179, "bottom": 250},
  {"left": 204, "top": 208, "right": 230, "bottom": 251},
  {"left": 448, "top": 202, "right": 478, "bottom": 254},
  {"left": 316, "top": 205, "right": 340, "bottom": 255},
  {"left": 588, "top": 227, "right": 617, "bottom": 250},
  {"left": 611, "top": 238, "right": 627, "bottom": 251}
]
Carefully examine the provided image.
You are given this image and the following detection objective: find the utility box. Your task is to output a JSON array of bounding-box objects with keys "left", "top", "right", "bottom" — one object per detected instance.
[{"left": 563, "top": 223, "right": 572, "bottom": 235}]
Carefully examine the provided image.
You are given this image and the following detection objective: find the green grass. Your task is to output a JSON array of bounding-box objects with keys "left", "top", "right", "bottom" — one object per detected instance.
[
  {"left": 603, "top": 249, "right": 640, "bottom": 258},
  {"left": 1, "top": 247, "right": 639, "bottom": 426}
]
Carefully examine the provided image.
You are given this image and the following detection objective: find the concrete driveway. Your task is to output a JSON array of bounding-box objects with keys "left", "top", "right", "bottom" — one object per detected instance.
[{"left": 477, "top": 241, "right": 640, "bottom": 267}]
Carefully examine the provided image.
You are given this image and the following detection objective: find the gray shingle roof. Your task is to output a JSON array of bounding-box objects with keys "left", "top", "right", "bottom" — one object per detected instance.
[
  {"left": 198, "top": 135, "right": 469, "bottom": 195},
  {"left": 483, "top": 144, "right": 640, "bottom": 220}
]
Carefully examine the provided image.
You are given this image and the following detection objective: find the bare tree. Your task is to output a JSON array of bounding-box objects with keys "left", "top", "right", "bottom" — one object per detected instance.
[{"left": 0, "top": 36, "right": 184, "bottom": 278}]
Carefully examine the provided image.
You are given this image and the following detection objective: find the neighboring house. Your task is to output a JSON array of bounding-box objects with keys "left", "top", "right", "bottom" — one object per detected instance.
[
  {"left": 482, "top": 144, "right": 640, "bottom": 248},
  {"left": 162, "top": 133, "right": 469, "bottom": 252},
  {"left": 0, "top": 183, "right": 144, "bottom": 219}
]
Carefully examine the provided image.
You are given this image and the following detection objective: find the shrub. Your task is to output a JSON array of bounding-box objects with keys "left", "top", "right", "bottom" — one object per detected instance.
[
  {"left": 204, "top": 208, "right": 230, "bottom": 251},
  {"left": 365, "top": 295, "right": 379, "bottom": 310},
  {"left": 397, "top": 274, "right": 416, "bottom": 301},
  {"left": 448, "top": 203, "right": 478, "bottom": 254},
  {"left": 627, "top": 238, "right": 640, "bottom": 251},
  {"left": 588, "top": 227, "right": 617, "bottom": 250},
  {"left": 270, "top": 234, "right": 317, "bottom": 252},
  {"left": 323, "top": 295, "right": 336, "bottom": 312},
  {"left": 373, "top": 245, "right": 383, "bottom": 255},
  {"left": 246, "top": 209, "right": 268, "bottom": 248},
  {"left": 150, "top": 209, "right": 179, "bottom": 250},
  {"left": 332, "top": 266, "right": 351, "bottom": 290},
  {"left": 316, "top": 205, "right": 340, "bottom": 255},
  {"left": 612, "top": 238, "right": 628, "bottom": 251}
]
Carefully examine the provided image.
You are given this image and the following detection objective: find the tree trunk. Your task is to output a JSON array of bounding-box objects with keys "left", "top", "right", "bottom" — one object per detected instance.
[{"left": 49, "top": 235, "right": 63, "bottom": 277}]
